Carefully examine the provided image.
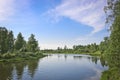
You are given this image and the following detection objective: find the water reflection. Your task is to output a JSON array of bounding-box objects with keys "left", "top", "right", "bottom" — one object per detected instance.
[
  {"left": 73, "top": 55, "right": 107, "bottom": 67},
  {"left": 101, "top": 54, "right": 120, "bottom": 80},
  {"left": 27, "top": 60, "right": 39, "bottom": 78},
  {"left": 0, "top": 59, "right": 39, "bottom": 80},
  {"left": 0, "top": 54, "right": 108, "bottom": 80},
  {"left": 0, "top": 62, "right": 14, "bottom": 80}
]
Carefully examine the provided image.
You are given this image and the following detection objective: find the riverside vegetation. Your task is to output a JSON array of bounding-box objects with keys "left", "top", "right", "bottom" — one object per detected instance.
[{"left": 0, "top": 27, "right": 44, "bottom": 62}]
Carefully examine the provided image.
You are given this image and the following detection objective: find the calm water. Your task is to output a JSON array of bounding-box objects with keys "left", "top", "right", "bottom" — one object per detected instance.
[{"left": 0, "top": 54, "right": 108, "bottom": 80}]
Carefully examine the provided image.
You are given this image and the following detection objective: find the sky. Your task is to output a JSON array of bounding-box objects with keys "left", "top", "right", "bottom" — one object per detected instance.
[{"left": 0, "top": 0, "right": 109, "bottom": 49}]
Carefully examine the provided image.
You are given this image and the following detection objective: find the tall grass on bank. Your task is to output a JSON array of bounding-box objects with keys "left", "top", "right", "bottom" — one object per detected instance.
[{"left": 0, "top": 52, "right": 45, "bottom": 62}]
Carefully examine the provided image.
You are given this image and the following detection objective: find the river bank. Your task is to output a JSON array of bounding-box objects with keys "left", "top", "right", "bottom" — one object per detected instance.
[
  {"left": 43, "top": 50, "right": 102, "bottom": 56},
  {"left": 0, "top": 52, "right": 45, "bottom": 62}
]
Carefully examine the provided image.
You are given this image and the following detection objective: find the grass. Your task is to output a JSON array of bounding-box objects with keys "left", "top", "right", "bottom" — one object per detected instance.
[
  {"left": 45, "top": 51, "right": 102, "bottom": 56},
  {"left": 0, "top": 52, "right": 46, "bottom": 62},
  {"left": 88, "top": 51, "right": 102, "bottom": 56}
]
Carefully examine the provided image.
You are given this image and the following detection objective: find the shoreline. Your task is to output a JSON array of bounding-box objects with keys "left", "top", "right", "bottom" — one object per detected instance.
[{"left": 0, "top": 52, "right": 46, "bottom": 62}]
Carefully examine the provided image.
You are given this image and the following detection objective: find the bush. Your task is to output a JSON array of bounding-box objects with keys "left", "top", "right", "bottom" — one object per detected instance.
[{"left": 1, "top": 53, "right": 15, "bottom": 59}]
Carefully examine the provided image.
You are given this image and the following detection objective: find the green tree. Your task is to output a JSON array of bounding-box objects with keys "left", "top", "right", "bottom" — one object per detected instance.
[
  {"left": 0, "top": 27, "right": 8, "bottom": 54},
  {"left": 7, "top": 31, "right": 14, "bottom": 53},
  {"left": 27, "top": 34, "right": 39, "bottom": 52},
  {"left": 99, "top": 37, "right": 109, "bottom": 53},
  {"left": 109, "top": 14, "right": 120, "bottom": 53},
  {"left": 14, "top": 32, "right": 26, "bottom": 51},
  {"left": 105, "top": 0, "right": 120, "bottom": 54},
  {"left": 101, "top": 1, "right": 120, "bottom": 80}
]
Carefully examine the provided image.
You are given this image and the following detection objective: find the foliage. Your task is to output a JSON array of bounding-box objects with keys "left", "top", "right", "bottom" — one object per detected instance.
[
  {"left": 14, "top": 32, "right": 26, "bottom": 51},
  {"left": 0, "top": 27, "right": 14, "bottom": 54},
  {"left": 104, "top": 0, "right": 120, "bottom": 54},
  {"left": 0, "top": 52, "right": 44, "bottom": 62},
  {"left": 101, "top": 54, "right": 120, "bottom": 80},
  {"left": 7, "top": 31, "right": 14, "bottom": 53},
  {"left": 73, "top": 43, "right": 99, "bottom": 54},
  {"left": 27, "top": 34, "right": 39, "bottom": 52},
  {"left": 0, "top": 27, "right": 43, "bottom": 61},
  {"left": 99, "top": 37, "right": 109, "bottom": 54},
  {"left": 101, "top": 0, "right": 120, "bottom": 80},
  {"left": 0, "top": 27, "right": 40, "bottom": 54}
]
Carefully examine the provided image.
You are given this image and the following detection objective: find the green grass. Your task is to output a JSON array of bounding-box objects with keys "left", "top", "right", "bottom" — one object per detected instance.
[
  {"left": 0, "top": 52, "right": 46, "bottom": 62},
  {"left": 88, "top": 51, "right": 101, "bottom": 56},
  {"left": 44, "top": 51, "right": 102, "bottom": 56},
  {"left": 101, "top": 67, "right": 120, "bottom": 80}
]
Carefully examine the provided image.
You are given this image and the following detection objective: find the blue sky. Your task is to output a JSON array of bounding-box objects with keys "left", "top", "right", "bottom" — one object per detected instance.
[{"left": 0, "top": 0, "right": 109, "bottom": 49}]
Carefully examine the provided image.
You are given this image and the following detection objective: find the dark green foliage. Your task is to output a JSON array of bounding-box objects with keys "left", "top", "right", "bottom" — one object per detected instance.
[
  {"left": 73, "top": 43, "right": 99, "bottom": 54},
  {"left": 14, "top": 32, "right": 26, "bottom": 51},
  {"left": 109, "top": 14, "right": 120, "bottom": 53},
  {"left": 0, "top": 27, "right": 14, "bottom": 54},
  {"left": 0, "top": 52, "right": 44, "bottom": 62},
  {"left": 105, "top": 0, "right": 120, "bottom": 54},
  {"left": 101, "top": 0, "right": 120, "bottom": 80},
  {"left": 27, "top": 34, "right": 39, "bottom": 52},
  {"left": 0, "top": 27, "right": 8, "bottom": 53},
  {"left": 99, "top": 37, "right": 109, "bottom": 53},
  {"left": 7, "top": 31, "right": 14, "bottom": 53},
  {"left": 101, "top": 54, "right": 120, "bottom": 80},
  {"left": 0, "top": 27, "right": 42, "bottom": 61}
]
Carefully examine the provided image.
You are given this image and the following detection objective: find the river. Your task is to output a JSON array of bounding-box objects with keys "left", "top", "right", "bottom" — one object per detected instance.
[{"left": 0, "top": 54, "right": 108, "bottom": 80}]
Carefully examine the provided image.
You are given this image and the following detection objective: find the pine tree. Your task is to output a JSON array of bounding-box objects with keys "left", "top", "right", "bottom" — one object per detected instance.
[
  {"left": 27, "top": 34, "right": 39, "bottom": 52},
  {"left": 0, "top": 27, "right": 8, "bottom": 54},
  {"left": 14, "top": 32, "right": 26, "bottom": 51},
  {"left": 7, "top": 31, "right": 14, "bottom": 53}
]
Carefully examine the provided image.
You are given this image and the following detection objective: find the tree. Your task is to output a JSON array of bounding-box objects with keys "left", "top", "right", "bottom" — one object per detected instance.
[
  {"left": 105, "top": 0, "right": 120, "bottom": 54},
  {"left": 0, "top": 27, "right": 15, "bottom": 53},
  {"left": 7, "top": 31, "right": 14, "bottom": 53},
  {"left": 14, "top": 32, "right": 26, "bottom": 51},
  {"left": 99, "top": 37, "right": 109, "bottom": 53},
  {"left": 0, "top": 27, "right": 8, "bottom": 54},
  {"left": 27, "top": 34, "right": 39, "bottom": 52},
  {"left": 109, "top": 18, "right": 120, "bottom": 53},
  {"left": 64, "top": 45, "right": 67, "bottom": 50}
]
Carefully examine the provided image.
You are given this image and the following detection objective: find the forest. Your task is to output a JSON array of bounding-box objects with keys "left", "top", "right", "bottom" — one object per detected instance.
[{"left": 0, "top": 27, "right": 44, "bottom": 61}]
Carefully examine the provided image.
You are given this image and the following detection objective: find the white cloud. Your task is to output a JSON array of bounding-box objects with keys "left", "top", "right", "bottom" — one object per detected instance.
[
  {"left": 0, "top": 0, "right": 30, "bottom": 22},
  {"left": 0, "top": 0, "right": 15, "bottom": 21},
  {"left": 47, "top": 0, "right": 107, "bottom": 33}
]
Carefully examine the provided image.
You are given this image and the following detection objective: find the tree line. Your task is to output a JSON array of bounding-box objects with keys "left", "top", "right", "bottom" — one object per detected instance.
[
  {"left": 0, "top": 27, "right": 39, "bottom": 54},
  {"left": 42, "top": 42, "right": 105, "bottom": 55}
]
